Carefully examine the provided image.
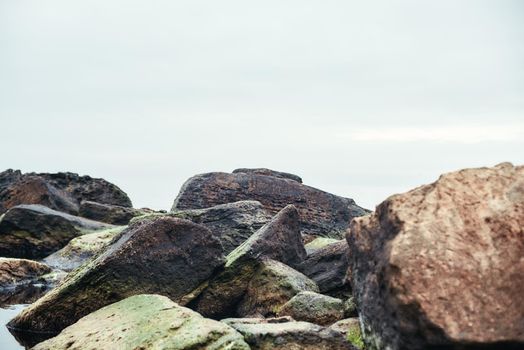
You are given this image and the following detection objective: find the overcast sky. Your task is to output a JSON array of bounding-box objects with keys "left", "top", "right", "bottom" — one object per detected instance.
[{"left": 1, "top": 1, "right": 523, "bottom": 210}]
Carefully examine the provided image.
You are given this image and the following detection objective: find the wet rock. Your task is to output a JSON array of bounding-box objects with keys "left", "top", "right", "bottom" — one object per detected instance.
[
  {"left": 8, "top": 216, "right": 225, "bottom": 339},
  {"left": 232, "top": 168, "right": 303, "bottom": 183},
  {"left": 223, "top": 317, "right": 355, "bottom": 349},
  {"left": 237, "top": 259, "right": 319, "bottom": 317},
  {"left": 298, "top": 240, "right": 351, "bottom": 295},
  {"left": 78, "top": 201, "right": 150, "bottom": 225},
  {"left": 348, "top": 163, "right": 524, "bottom": 349},
  {"left": 172, "top": 169, "right": 368, "bottom": 238},
  {"left": 0, "top": 258, "right": 52, "bottom": 289},
  {"left": 0, "top": 169, "right": 132, "bottom": 215},
  {"left": 43, "top": 226, "right": 126, "bottom": 271},
  {"left": 0, "top": 204, "right": 114, "bottom": 259},
  {"left": 277, "top": 291, "right": 345, "bottom": 325},
  {"left": 32, "top": 294, "right": 250, "bottom": 350}
]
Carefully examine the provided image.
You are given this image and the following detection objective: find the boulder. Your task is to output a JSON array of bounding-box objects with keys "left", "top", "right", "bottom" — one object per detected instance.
[
  {"left": 78, "top": 200, "right": 150, "bottom": 225},
  {"left": 277, "top": 291, "right": 345, "bottom": 325},
  {"left": 0, "top": 204, "right": 114, "bottom": 259},
  {"left": 172, "top": 200, "right": 272, "bottom": 254},
  {"left": 0, "top": 169, "right": 132, "bottom": 215},
  {"left": 348, "top": 163, "right": 524, "bottom": 349},
  {"left": 187, "top": 205, "right": 307, "bottom": 318},
  {"left": 0, "top": 258, "right": 52, "bottom": 289},
  {"left": 223, "top": 317, "right": 355, "bottom": 349},
  {"left": 171, "top": 169, "right": 368, "bottom": 238},
  {"left": 330, "top": 318, "right": 364, "bottom": 349},
  {"left": 237, "top": 259, "right": 319, "bottom": 317},
  {"left": 43, "top": 226, "right": 126, "bottom": 271},
  {"left": 32, "top": 294, "right": 250, "bottom": 350},
  {"left": 8, "top": 216, "right": 225, "bottom": 339},
  {"left": 297, "top": 240, "right": 351, "bottom": 295},
  {"left": 232, "top": 168, "right": 303, "bottom": 183}
]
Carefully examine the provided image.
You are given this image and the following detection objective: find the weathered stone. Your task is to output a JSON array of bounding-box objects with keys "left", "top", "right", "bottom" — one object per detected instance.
[
  {"left": 277, "top": 291, "right": 345, "bottom": 325},
  {"left": 8, "top": 216, "right": 225, "bottom": 340},
  {"left": 43, "top": 226, "right": 126, "bottom": 271},
  {"left": 237, "top": 259, "right": 319, "bottom": 317},
  {"left": 172, "top": 200, "right": 272, "bottom": 255},
  {"left": 348, "top": 163, "right": 524, "bottom": 349},
  {"left": 78, "top": 200, "right": 150, "bottom": 225},
  {"left": 188, "top": 206, "right": 307, "bottom": 318},
  {"left": 305, "top": 236, "right": 340, "bottom": 254},
  {"left": 0, "top": 204, "right": 114, "bottom": 259},
  {"left": 0, "top": 169, "right": 132, "bottom": 215},
  {"left": 32, "top": 294, "right": 250, "bottom": 350},
  {"left": 223, "top": 317, "right": 355, "bottom": 349},
  {"left": 298, "top": 240, "right": 351, "bottom": 294},
  {"left": 232, "top": 168, "right": 303, "bottom": 183},
  {"left": 172, "top": 169, "right": 368, "bottom": 238},
  {"left": 0, "top": 258, "right": 52, "bottom": 289},
  {"left": 330, "top": 318, "right": 364, "bottom": 350}
]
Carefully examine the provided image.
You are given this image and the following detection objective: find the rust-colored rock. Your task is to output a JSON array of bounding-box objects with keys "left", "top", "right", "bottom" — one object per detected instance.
[
  {"left": 171, "top": 169, "right": 368, "bottom": 238},
  {"left": 347, "top": 163, "right": 524, "bottom": 350}
]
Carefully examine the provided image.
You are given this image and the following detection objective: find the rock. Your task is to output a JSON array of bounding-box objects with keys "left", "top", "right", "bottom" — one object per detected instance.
[
  {"left": 330, "top": 318, "right": 364, "bottom": 349},
  {"left": 171, "top": 200, "right": 272, "bottom": 254},
  {"left": 232, "top": 168, "right": 303, "bottom": 183},
  {"left": 0, "top": 258, "right": 52, "bottom": 289},
  {"left": 0, "top": 204, "right": 114, "bottom": 259},
  {"left": 223, "top": 317, "right": 355, "bottom": 349},
  {"left": 43, "top": 226, "right": 126, "bottom": 271},
  {"left": 297, "top": 240, "right": 351, "bottom": 295},
  {"left": 277, "top": 291, "right": 345, "bottom": 325},
  {"left": 237, "top": 259, "right": 319, "bottom": 317},
  {"left": 8, "top": 216, "right": 225, "bottom": 339},
  {"left": 305, "top": 236, "right": 340, "bottom": 254},
  {"left": 31, "top": 294, "right": 250, "bottom": 350},
  {"left": 348, "top": 163, "right": 524, "bottom": 349},
  {"left": 187, "top": 206, "right": 307, "bottom": 318},
  {"left": 0, "top": 169, "right": 132, "bottom": 215},
  {"left": 171, "top": 169, "right": 368, "bottom": 238},
  {"left": 78, "top": 201, "right": 150, "bottom": 225}
]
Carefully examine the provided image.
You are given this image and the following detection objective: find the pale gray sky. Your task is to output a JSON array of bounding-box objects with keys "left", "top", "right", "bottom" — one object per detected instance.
[{"left": 1, "top": 1, "right": 523, "bottom": 210}]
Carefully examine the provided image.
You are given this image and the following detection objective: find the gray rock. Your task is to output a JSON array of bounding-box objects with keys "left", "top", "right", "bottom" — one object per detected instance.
[
  {"left": 78, "top": 200, "right": 150, "bottom": 225},
  {"left": 277, "top": 291, "right": 345, "bottom": 325}
]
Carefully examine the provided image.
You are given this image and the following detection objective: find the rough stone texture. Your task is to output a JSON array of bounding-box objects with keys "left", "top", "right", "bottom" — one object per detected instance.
[
  {"left": 172, "top": 200, "right": 272, "bottom": 255},
  {"left": 188, "top": 206, "right": 307, "bottom": 318},
  {"left": 223, "top": 317, "right": 356, "bottom": 349},
  {"left": 171, "top": 169, "right": 368, "bottom": 238},
  {"left": 43, "top": 226, "right": 126, "bottom": 271},
  {"left": 277, "top": 291, "right": 345, "bottom": 325},
  {"left": 0, "top": 204, "right": 114, "bottom": 259},
  {"left": 232, "top": 168, "right": 303, "bottom": 183},
  {"left": 330, "top": 318, "right": 361, "bottom": 338},
  {"left": 237, "top": 259, "right": 319, "bottom": 317},
  {"left": 305, "top": 236, "right": 340, "bottom": 254},
  {"left": 297, "top": 240, "right": 351, "bottom": 295},
  {"left": 78, "top": 200, "right": 150, "bottom": 225},
  {"left": 0, "top": 169, "right": 132, "bottom": 215},
  {"left": 32, "top": 294, "right": 250, "bottom": 350},
  {"left": 8, "top": 216, "right": 225, "bottom": 340},
  {"left": 348, "top": 163, "right": 524, "bottom": 350},
  {"left": 0, "top": 258, "right": 52, "bottom": 289}
]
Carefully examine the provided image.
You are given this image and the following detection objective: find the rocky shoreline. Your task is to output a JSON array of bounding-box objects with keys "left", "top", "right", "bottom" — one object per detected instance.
[{"left": 0, "top": 165, "right": 522, "bottom": 349}]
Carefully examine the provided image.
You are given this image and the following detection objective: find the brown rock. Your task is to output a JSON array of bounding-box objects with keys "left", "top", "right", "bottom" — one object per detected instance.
[
  {"left": 347, "top": 163, "right": 524, "bottom": 349},
  {"left": 78, "top": 201, "right": 150, "bottom": 225},
  {"left": 0, "top": 258, "right": 52, "bottom": 288},
  {"left": 171, "top": 169, "right": 368, "bottom": 238}
]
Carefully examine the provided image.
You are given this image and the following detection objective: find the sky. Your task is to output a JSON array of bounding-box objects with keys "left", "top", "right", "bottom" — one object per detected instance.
[{"left": 1, "top": 1, "right": 523, "bottom": 211}]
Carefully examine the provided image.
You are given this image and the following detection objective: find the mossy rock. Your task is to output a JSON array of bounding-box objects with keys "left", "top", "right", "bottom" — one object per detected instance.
[{"left": 277, "top": 291, "right": 345, "bottom": 325}]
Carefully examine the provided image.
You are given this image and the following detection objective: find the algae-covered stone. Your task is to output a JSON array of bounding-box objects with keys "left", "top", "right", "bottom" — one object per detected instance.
[
  {"left": 330, "top": 318, "right": 363, "bottom": 348},
  {"left": 8, "top": 217, "right": 225, "bottom": 340},
  {"left": 277, "top": 291, "right": 345, "bottom": 325},
  {"left": 237, "top": 260, "right": 319, "bottom": 317},
  {"left": 305, "top": 237, "right": 340, "bottom": 254},
  {"left": 43, "top": 226, "right": 125, "bottom": 271},
  {"left": 0, "top": 204, "right": 114, "bottom": 259},
  {"left": 78, "top": 200, "right": 151, "bottom": 225},
  {"left": 223, "top": 317, "right": 355, "bottom": 349},
  {"left": 32, "top": 294, "right": 250, "bottom": 350}
]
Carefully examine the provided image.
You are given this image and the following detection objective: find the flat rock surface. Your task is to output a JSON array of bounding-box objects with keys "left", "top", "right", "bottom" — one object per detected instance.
[
  {"left": 277, "top": 291, "right": 345, "bottom": 325},
  {"left": 348, "top": 163, "right": 524, "bottom": 350}
]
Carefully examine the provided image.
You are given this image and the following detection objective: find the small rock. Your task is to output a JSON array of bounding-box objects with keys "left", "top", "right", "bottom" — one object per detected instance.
[
  {"left": 0, "top": 258, "right": 52, "bottom": 289},
  {"left": 330, "top": 318, "right": 364, "bottom": 349},
  {"left": 305, "top": 236, "right": 340, "bottom": 254},
  {"left": 78, "top": 200, "right": 150, "bottom": 225},
  {"left": 277, "top": 291, "right": 345, "bottom": 325}
]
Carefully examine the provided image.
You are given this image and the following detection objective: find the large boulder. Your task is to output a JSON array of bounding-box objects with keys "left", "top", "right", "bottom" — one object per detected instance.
[
  {"left": 348, "top": 163, "right": 524, "bottom": 350},
  {"left": 0, "top": 169, "right": 132, "bottom": 215},
  {"left": 277, "top": 291, "right": 345, "bottom": 325},
  {"left": 187, "top": 205, "right": 307, "bottom": 318},
  {"left": 78, "top": 200, "right": 150, "bottom": 225},
  {"left": 0, "top": 204, "right": 114, "bottom": 259},
  {"left": 232, "top": 168, "right": 303, "bottom": 183},
  {"left": 171, "top": 200, "right": 272, "bottom": 254},
  {"left": 8, "top": 216, "right": 225, "bottom": 339},
  {"left": 43, "top": 226, "right": 126, "bottom": 271},
  {"left": 171, "top": 169, "right": 368, "bottom": 238},
  {"left": 0, "top": 258, "right": 52, "bottom": 289},
  {"left": 223, "top": 317, "right": 355, "bottom": 349},
  {"left": 32, "top": 294, "right": 250, "bottom": 350}
]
